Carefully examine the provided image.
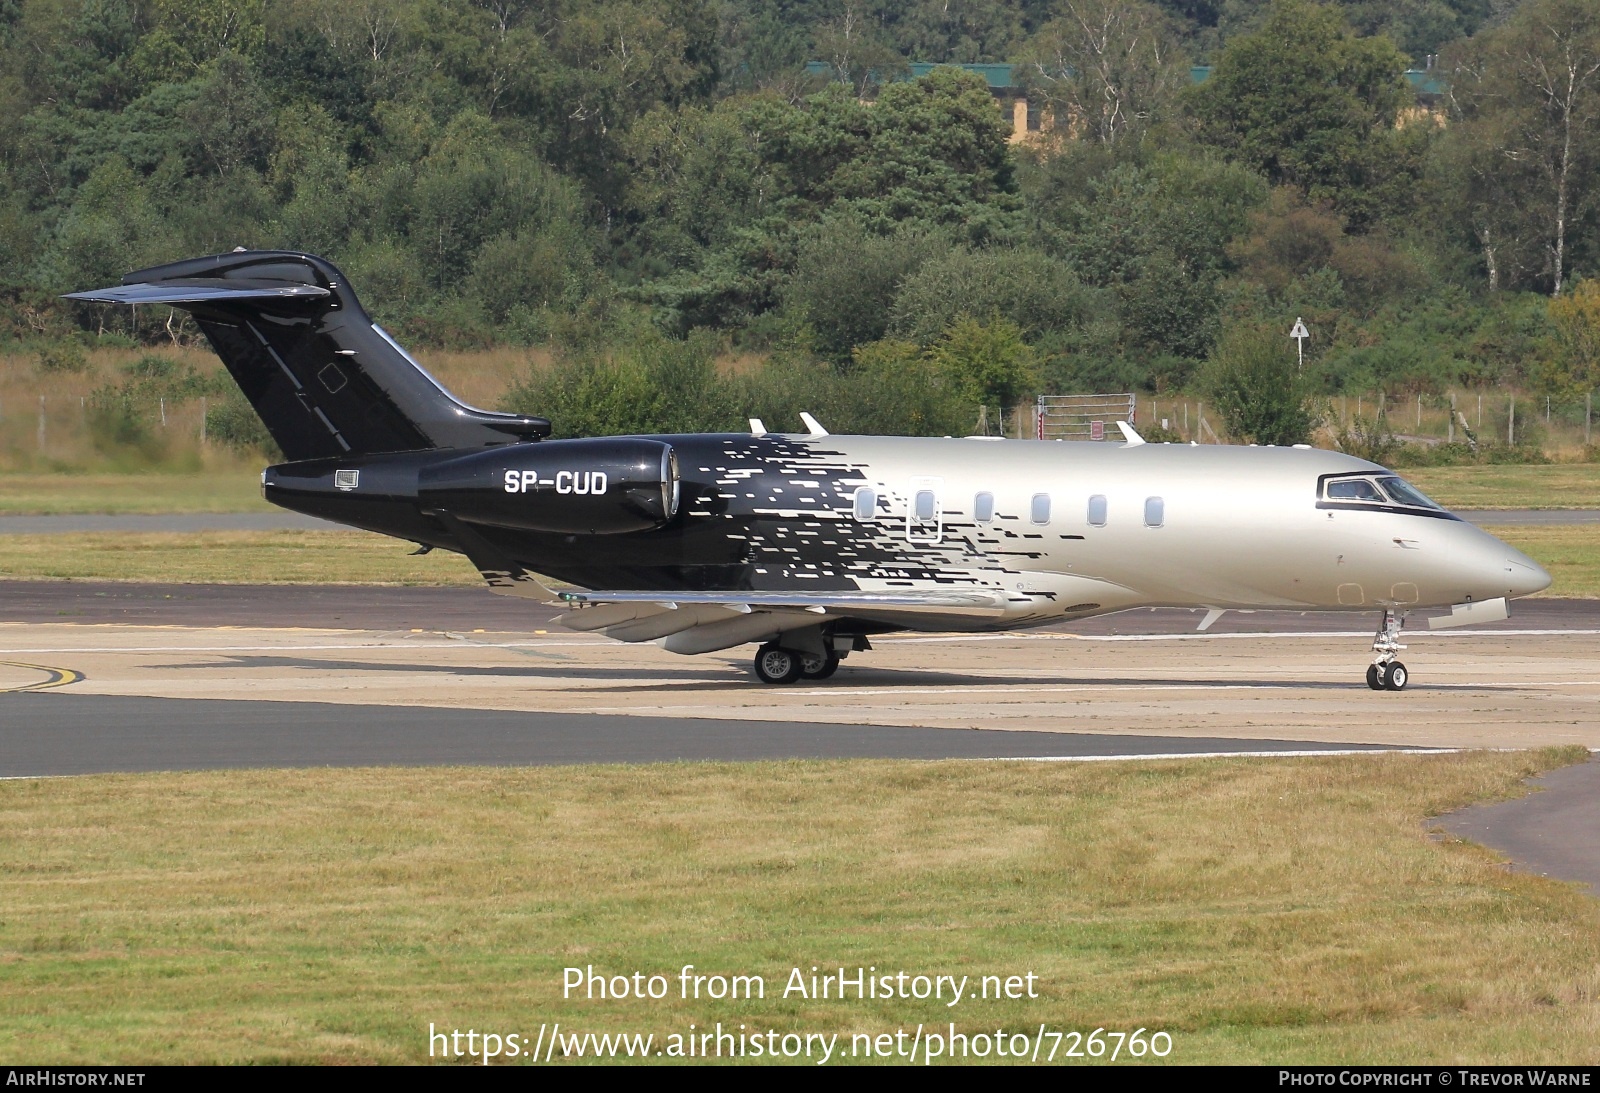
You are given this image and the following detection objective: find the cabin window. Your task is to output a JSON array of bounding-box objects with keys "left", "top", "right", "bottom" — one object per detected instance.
[
  {"left": 1144, "top": 496, "right": 1164, "bottom": 527},
  {"left": 853, "top": 487, "right": 877, "bottom": 521},
  {"left": 974, "top": 492, "right": 995, "bottom": 523},
  {"left": 1030, "top": 493, "right": 1051, "bottom": 525},
  {"left": 914, "top": 490, "right": 936, "bottom": 521},
  {"left": 1087, "top": 494, "right": 1107, "bottom": 526}
]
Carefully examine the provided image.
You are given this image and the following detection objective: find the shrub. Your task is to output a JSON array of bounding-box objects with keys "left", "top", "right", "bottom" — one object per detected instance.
[
  {"left": 205, "top": 398, "right": 279, "bottom": 456},
  {"left": 1332, "top": 414, "right": 1403, "bottom": 464},
  {"left": 1202, "top": 324, "right": 1320, "bottom": 445},
  {"left": 36, "top": 344, "right": 89, "bottom": 374}
]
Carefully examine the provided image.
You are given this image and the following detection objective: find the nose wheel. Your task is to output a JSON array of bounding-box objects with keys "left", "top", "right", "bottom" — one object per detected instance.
[
  {"left": 1366, "top": 660, "right": 1408, "bottom": 691},
  {"left": 1367, "top": 609, "right": 1409, "bottom": 691}
]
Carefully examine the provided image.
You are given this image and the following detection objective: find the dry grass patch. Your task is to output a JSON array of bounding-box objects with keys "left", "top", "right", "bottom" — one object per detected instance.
[
  {"left": 0, "top": 530, "right": 481, "bottom": 585},
  {"left": 0, "top": 471, "right": 269, "bottom": 515},
  {"left": 1, "top": 751, "right": 1598, "bottom": 1063}
]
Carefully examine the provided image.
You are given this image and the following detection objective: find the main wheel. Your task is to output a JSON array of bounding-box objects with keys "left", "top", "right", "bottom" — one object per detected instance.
[
  {"left": 753, "top": 643, "right": 803, "bottom": 685},
  {"left": 1366, "top": 664, "right": 1383, "bottom": 690},
  {"left": 800, "top": 652, "right": 840, "bottom": 680},
  {"left": 1382, "top": 660, "right": 1409, "bottom": 691}
]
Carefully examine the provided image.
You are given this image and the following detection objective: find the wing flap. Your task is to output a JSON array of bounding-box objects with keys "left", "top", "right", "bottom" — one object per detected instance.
[{"left": 560, "top": 588, "right": 1008, "bottom": 615}]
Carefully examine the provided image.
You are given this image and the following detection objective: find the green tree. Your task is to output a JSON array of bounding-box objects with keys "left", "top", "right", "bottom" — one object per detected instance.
[
  {"left": 1023, "top": 147, "right": 1268, "bottom": 359},
  {"left": 1020, "top": 0, "right": 1190, "bottom": 146},
  {"left": 1549, "top": 278, "right": 1600, "bottom": 392},
  {"left": 1194, "top": 0, "right": 1414, "bottom": 226},
  {"left": 784, "top": 214, "right": 947, "bottom": 363},
  {"left": 926, "top": 315, "right": 1040, "bottom": 406},
  {"left": 1202, "top": 322, "right": 1319, "bottom": 444},
  {"left": 888, "top": 244, "right": 1094, "bottom": 347},
  {"left": 1442, "top": 0, "right": 1600, "bottom": 296}
]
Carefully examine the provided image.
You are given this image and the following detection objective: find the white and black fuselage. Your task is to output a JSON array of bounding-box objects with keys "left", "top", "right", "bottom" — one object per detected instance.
[{"left": 67, "top": 251, "right": 1549, "bottom": 680}]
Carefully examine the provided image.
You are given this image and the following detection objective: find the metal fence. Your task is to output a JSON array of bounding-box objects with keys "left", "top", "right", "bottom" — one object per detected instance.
[{"left": 1035, "top": 393, "right": 1137, "bottom": 441}]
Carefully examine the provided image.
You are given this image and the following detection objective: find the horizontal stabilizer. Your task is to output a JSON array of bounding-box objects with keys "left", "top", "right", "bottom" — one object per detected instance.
[
  {"left": 1428, "top": 596, "right": 1509, "bottom": 630},
  {"left": 65, "top": 251, "right": 551, "bottom": 460},
  {"left": 63, "top": 280, "right": 331, "bottom": 306}
]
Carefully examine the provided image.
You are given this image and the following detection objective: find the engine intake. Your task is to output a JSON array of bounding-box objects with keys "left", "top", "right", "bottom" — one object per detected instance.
[{"left": 418, "top": 437, "right": 679, "bottom": 535}]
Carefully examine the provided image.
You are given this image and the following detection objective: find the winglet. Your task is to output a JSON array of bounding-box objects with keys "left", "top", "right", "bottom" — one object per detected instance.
[
  {"left": 799, "top": 412, "right": 829, "bottom": 438},
  {"left": 749, "top": 418, "right": 767, "bottom": 437},
  {"left": 1115, "top": 420, "right": 1146, "bottom": 446}
]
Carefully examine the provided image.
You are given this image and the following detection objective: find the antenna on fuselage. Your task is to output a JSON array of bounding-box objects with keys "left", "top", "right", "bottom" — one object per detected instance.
[
  {"left": 799, "top": 412, "right": 829, "bottom": 438},
  {"left": 749, "top": 418, "right": 767, "bottom": 437},
  {"left": 1115, "top": 420, "right": 1146, "bottom": 445}
]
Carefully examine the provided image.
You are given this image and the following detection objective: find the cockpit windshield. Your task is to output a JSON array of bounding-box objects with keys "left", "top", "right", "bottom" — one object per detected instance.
[
  {"left": 1320, "top": 473, "right": 1447, "bottom": 512},
  {"left": 1376, "top": 476, "right": 1443, "bottom": 511}
]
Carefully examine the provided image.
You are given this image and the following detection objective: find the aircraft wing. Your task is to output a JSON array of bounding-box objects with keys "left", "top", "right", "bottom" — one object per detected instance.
[
  {"left": 558, "top": 587, "right": 1011, "bottom": 653},
  {"left": 559, "top": 589, "right": 1006, "bottom": 612}
]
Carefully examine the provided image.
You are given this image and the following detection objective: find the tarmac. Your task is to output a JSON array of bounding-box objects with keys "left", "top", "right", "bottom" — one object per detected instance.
[{"left": 1, "top": 579, "right": 1596, "bottom": 895}]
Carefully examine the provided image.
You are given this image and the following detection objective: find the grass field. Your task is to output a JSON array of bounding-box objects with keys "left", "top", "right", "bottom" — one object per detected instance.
[
  {"left": 1485, "top": 525, "right": 1600, "bottom": 598},
  {"left": 0, "top": 523, "right": 1590, "bottom": 595},
  {"left": 1, "top": 750, "right": 1596, "bottom": 1064},
  {"left": 1404, "top": 464, "right": 1600, "bottom": 510},
  {"left": 0, "top": 529, "right": 482, "bottom": 585},
  {"left": 0, "top": 471, "right": 270, "bottom": 515}
]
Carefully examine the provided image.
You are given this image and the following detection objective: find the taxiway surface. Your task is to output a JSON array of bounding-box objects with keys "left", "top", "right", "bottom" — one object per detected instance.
[{"left": 2, "top": 582, "right": 1597, "bottom": 771}]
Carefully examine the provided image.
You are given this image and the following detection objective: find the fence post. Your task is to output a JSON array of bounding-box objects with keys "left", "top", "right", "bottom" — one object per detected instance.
[
  {"left": 159, "top": 398, "right": 166, "bottom": 428},
  {"left": 1449, "top": 392, "right": 1455, "bottom": 444},
  {"left": 37, "top": 395, "right": 45, "bottom": 451},
  {"left": 1587, "top": 391, "right": 1592, "bottom": 447},
  {"left": 201, "top": 396, "right": 208, "bottom": 445},
  {"left": 1416, "top": 393, "right": 1421, "bottom": 429},
  {"left": 1508, "top": 395, "right": 1515, "bottom": 446}
]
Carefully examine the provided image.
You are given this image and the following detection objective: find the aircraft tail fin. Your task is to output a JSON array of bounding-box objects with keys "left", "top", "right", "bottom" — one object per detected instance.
[{"left": 65, "top": 251, "right": 549, "bottom": 461}]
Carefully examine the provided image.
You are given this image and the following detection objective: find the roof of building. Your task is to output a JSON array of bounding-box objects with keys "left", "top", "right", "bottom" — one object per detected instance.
[{"left": 805, "top": 60, "right": 1446, "bottom": 96}]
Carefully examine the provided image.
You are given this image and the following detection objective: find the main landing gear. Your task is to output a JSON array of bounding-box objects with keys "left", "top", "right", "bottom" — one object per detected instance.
[
  {"left": 751, "top": 643, "right": 842, "bottom": 685},
  {"left": 1366, "top": 609, "right": 1409, "bottom": 691}
]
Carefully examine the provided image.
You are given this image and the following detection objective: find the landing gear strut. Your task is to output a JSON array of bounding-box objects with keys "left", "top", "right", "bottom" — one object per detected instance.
[{"left": 1366, "top": 609, "right": 1409, "bottom": 691}]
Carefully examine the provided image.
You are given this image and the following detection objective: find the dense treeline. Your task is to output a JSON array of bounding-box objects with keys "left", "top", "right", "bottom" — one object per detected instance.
[{"left": 1, "top": 0, "right": 1598, "bottom": 445}]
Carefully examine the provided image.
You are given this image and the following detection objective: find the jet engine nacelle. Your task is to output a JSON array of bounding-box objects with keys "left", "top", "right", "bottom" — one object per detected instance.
[{"left": 418, "top": 437, "right": 680, "bottom": 535}]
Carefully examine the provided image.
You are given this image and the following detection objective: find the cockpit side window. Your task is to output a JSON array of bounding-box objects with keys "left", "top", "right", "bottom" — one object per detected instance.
[
  {"left": 1324, "top": 477, "right": 1387, "bottom": 502},
  {"left": 1376, "top": 476, "right": 1443, "bottom": 511}
]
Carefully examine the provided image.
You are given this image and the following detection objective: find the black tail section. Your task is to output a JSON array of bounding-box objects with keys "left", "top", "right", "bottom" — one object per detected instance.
[{"left": 65, "top": 251, "right": 550, "bottom": 460}]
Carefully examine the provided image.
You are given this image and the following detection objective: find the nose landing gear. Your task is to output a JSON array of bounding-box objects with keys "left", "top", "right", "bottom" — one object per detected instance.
[{"left": 1366, "top": 609, "right": 1409, "bottom": 691}]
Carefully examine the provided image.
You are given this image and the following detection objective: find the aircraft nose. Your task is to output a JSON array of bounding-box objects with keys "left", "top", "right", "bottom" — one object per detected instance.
[
  {"left": 1505, "top": 552, "right": 1551, "bottom": 598},
  {"left": 1452, "top": 525, "right": 1550, "bottom": 599}
]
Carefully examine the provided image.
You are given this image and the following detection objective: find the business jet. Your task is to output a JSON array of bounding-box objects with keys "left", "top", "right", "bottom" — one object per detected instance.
[{"left": 68, "top": 251, "right": 1551, "bottom": 690}]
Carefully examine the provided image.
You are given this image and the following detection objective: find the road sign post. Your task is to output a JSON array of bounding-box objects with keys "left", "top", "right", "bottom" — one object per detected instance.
[{"left": 1289, "top": 317, "right": 1309, "bottom": 371}]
